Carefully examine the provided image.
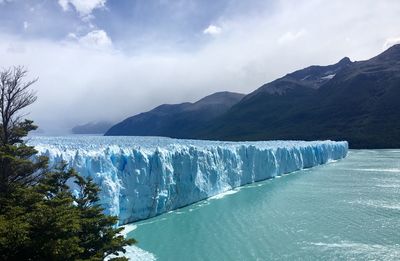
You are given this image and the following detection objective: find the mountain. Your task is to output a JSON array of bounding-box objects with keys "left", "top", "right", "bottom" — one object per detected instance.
[
  {"left": 105, "top": 91, "right": 245, "bottom": 137},
  {"left": 105, "top": 45, "right": 400, "bottom": 148},
  {"left": 248, "top": 56, "right": 352, "bottom": 96},
  {"left": 72, "top": 121, "right": 114, "bottom": 134},
  {"left": 195, "top": 44, "right": 400, "bottom": 148}
]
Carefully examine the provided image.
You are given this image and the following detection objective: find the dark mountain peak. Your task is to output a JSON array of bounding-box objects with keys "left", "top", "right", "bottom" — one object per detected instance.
[
  {"left": 105, "top": 91, "right": 245, "bottom": 137},
  {"left": 193, "top": 91, "right": 245, "bottom": 105},
  {"left": 253, "top": 57, "right": 353, "bottom": 96},
  {"left": 372, "top": 44, "right": 400, "bottom": 62},
  {"left": 72, "top": 121, "right": 113, "bottom": 134},
  {"left": 337, "top": 56, "right": 352, "bottom": 65},
  {"left": 382, "top": 43, "right": 400, "bottom": 55},
  {"left": 198, "top": 91, "right": 245, "bottom": 101},
  {"left": 287, "top": 56, "right": 352, "bottom": 79},
  {"left": 152, "top": 102, "right": 191, "bottom": 113},
  {"left": 140, "top": 91, "right": 245, "bottom": 116},
  {"left": 186, "top": 91, "right": 245, "bottom": 112},
  {"left": 197, "top": 45, "right": 400, "bottom": 148}
]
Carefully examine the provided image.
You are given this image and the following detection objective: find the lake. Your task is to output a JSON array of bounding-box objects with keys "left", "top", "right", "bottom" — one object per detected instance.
[{"left": 127, "top": 150, "right": 400, "bottom": 260}]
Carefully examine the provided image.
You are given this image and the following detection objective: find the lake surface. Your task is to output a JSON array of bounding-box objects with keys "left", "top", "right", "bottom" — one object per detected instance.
[{"left": 127, "top": 150, "right": 400, "bottom": 260}]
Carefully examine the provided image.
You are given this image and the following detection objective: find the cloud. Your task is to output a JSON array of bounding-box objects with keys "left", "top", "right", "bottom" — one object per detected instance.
[
  {"left": 203, "top": 25, "right": 222, "bottom": 35},
  {"left": 58, "top": 0, "right": 106, "bottom": 17},
  {"left": 383, "top": 36, "right": 400, "bottom": 50},
  {"left": 77, "top": 30, "right": 112, "bottom": 49},
  {"left": 2, "top": 0, "right": 400, "bottom": 134},
  {"left": 278, "top": 29, "right": 306, "bottom": 44},
  {"left": 67, "top": 30, "right": 112, "bottom": 50}
]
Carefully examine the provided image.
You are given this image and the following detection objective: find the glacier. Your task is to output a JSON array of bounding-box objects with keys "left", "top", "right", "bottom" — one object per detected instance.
[{"left": 28, "top": 136, "right": 348, "bottom": 225}]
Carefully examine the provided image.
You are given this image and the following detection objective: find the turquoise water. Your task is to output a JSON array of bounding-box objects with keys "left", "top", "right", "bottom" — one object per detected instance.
[{"left": 127, "top": 150, "right": 400, "bottom": 260}]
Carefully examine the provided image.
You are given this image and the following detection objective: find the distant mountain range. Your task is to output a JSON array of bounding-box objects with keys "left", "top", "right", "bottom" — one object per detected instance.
[
  {"left": 72, "top": 121, "right": 113, "bottom": 135},
  {"left": 105, "top": 92, "right": 245, "bottom": 137},
  {"left": 105, "top": 45, "right": 400, "bottom": 148}
]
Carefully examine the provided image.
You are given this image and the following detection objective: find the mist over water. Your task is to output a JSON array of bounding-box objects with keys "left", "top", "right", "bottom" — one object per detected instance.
[{"left": 128, "top": 150, "right": 400, "bottom": 260}]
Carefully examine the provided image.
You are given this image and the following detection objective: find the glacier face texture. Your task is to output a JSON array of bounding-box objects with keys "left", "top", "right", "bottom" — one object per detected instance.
[{"left": 29, "top": 136, "right": 348, "bottom": 225}]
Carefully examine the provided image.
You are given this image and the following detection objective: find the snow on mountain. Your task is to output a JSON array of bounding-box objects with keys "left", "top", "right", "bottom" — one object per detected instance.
[{"left": 321, "top": 74, "right": 336, "bottom": 80}]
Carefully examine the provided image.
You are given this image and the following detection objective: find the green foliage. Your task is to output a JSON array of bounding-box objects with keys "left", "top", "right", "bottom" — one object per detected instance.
[
  {"left": 0, "top": 67, "right": 135, "bottom": 260},
  {"left": 73, "top": 174, "right": 136, "bottom": 260},
  {"left": 0, "top": 165, "right": 135, "bottom": 260},
  {"left": 0, "top": 141, "right": 48, "bottom": 195}
]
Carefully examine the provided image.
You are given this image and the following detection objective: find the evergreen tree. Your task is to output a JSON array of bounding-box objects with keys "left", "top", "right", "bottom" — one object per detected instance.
[{"left": 0, "top": 66, "right": 135, "bottom": 260}]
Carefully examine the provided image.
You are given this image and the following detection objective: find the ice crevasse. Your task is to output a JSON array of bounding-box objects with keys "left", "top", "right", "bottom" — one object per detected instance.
[{"left": 29, "top": 136, "right": 348, "bottom": 225}]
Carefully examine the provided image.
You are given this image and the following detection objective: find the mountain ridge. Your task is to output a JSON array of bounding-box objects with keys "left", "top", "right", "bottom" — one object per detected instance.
[
  {"left": 195, "top": 44, "right": 400, "bottom": 148},
  {"left": 72, "top": 121, "right": 114, "bottom": 135},
  {"left": 105, "top": 91, "right": 245, "bottom": 137},
  {"left": 106, "top": 44, "right": 400, "bottom": 148}
]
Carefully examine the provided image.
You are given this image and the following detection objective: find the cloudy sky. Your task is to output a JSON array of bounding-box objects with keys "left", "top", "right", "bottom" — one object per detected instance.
[{"left": 1, "top": 0, "right": 400, "bottom": 134}]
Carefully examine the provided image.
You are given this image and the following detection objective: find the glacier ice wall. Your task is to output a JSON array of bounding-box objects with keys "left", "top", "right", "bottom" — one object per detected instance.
[{"left": 29, "top": 136, "right": 348, "bottom": 225}]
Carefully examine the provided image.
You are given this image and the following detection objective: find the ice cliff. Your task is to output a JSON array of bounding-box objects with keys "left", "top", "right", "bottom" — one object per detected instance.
[{"left": 29, "top": 136, "right": 348, "bottom": 225}]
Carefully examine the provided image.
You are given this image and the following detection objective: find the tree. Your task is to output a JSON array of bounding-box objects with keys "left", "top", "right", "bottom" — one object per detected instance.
[
  {"left": 0, "top": 66, "right": 46, "bottom": 195},
  {"left": 0, "top": 66, "right": 135, "bottom": 260},
  {"left": 0, "top": 66, "right": 37, "bottom": 145},
  {"left": 74, "top": 174, "right": 136, "bottom": 260}
]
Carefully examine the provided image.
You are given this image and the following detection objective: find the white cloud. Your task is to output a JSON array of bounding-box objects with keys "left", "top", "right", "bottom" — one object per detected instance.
[
  {"left": 2, "top": 0, "right": 400, "bottom": 134},
  {"left": 278, "top": 29, "right": 306, "bottom": 44},
  {"left": 72, "top": 30, "right": 113, "bottom": 49},
  {"left": 67, "top": 32, "right": 78, "bottom": 40},
  {"left": 58, "top": 0, "right": 106, "bottom": 17},
  {"left": 383, "top": 36, "right": 400, "bottom": 50},
  {"left": 203, "top": 25, "right": 222, "bottom": 35}
]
